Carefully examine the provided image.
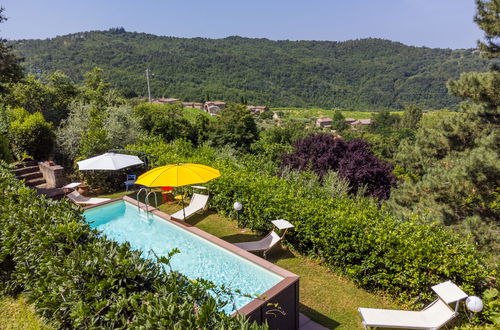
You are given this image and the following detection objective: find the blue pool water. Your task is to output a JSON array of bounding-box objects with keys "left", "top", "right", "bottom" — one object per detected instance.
[{"left": 84, "top": 200, "right": 283, "bottom": 313}]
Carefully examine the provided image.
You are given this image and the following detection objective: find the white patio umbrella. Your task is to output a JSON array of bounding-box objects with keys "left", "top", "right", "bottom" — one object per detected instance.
[{"left": 77, "top": 152, "right": 144, "bottom": 171}]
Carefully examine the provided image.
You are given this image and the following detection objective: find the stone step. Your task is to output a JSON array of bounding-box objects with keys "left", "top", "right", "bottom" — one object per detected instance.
[
  {"left": 16, "top": 171, "right": 43, "bottom": 181},
  {"left": 14, "top": 160, "right": 38, "bottom": 168},
  {"left": 35, "top": 187, "right": 65, "bottom": 200},
  {"left": 13, "top": 165, "right": 40, "bottom": 176},
  {"left": 24, "top": 177, "right": 46, "bottom": 187}
]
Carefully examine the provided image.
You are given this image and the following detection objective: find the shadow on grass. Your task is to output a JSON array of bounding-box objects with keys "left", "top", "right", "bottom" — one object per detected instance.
[
  {"left": 218, "top": 234, "right": 297, "bottom": 261},
  {"left": 219, "top": 233, "right": 264, "bottom": 243},
  {"left": 266, "top": 246, "right": 297, "bottom": 261},
  {"left": 185, "top": 211, "right": 216, "bottom": 226},
  {"left": 300, "top": 303, "right": 341, "bottom": 329}
]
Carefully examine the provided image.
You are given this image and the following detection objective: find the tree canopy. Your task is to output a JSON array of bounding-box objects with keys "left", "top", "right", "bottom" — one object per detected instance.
[
  {"left": 0, "top": 8, "right": 23, "bottom": 95},
  {"left": 282, "top": 133, "right": 396, "bottom": 200},
  {"left": 387, "top": 1, "right": 500, "bottom": 258},
  {"left": 474, "top": 0, "right": 500, "bottom": 57},
  {"left": 10, "top": 31, "right": 490, "bottom": 110}
]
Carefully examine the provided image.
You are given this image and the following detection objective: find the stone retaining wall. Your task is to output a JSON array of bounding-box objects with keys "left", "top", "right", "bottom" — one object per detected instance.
[{"left": 38, "top": 161, "right": 66, "bottom": 188}]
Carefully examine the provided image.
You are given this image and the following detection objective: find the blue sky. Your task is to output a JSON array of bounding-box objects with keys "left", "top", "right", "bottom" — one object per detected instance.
[{"left": 0, "top": 0, "right": 483, "bottom": 49}]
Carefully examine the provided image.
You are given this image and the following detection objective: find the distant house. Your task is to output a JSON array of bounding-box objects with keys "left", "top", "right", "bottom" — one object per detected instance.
[
  {"left": 345, "top": 118, "right": 357, "bottom": 125},
  {"left": 246, "top": 105, "right": 269, "bottom": 114},
  {"left": 350, "top": 118, "right": 372, "bottom": 126},
  {"left": 203, "top": 101, "right": 226, "bottom": 115},
  {"left": 152, "top": 97, "right": 180, "bottom": 105},
  {"left": 316, "top": 117, "right": 333, "bottom": 128},
  {"left": 182, "top": 102, "right": 203, "bottom": 109}
]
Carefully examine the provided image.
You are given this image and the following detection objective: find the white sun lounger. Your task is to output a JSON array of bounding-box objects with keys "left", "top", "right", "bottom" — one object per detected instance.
[
  {"left": 66, "top": 190, "right": 110, "bottom": 205},
  {"left": 359, "top": 281, "right": 468, "bottom": 330},
  {"left": 170, "top": 193, "right": 209, "bottom": 221},
  {"left": 234, "top": 219, "right": 294, "bottom": 258}
]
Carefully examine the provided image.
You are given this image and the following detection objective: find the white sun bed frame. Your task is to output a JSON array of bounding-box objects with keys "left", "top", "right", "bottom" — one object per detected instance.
[
  {"left": 234, "top": 219, "right": 294, "bottom": 258},
  {"left": 358, "top": 281, "right": 468, "bottom": 330},
  {"left": 170, "top": 193, "right": 209, "bottom": 221},
  {"left": 66, "top": 190, "right": 110, "bottom": 205}
]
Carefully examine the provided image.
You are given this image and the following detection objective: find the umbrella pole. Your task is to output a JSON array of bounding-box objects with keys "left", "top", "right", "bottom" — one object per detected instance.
[{"left": 182, "top": 192, "right": 186, "bottom": 220}]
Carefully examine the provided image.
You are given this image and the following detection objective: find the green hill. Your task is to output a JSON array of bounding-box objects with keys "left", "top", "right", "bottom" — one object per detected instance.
[{"left": 11, "top": 29, "right": 490, "bottom": 110}]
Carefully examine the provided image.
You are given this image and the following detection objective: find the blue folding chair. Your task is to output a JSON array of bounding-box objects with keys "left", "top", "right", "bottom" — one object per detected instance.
[{"left": 124, "top": 174, "right": 137, "bottom": 191}]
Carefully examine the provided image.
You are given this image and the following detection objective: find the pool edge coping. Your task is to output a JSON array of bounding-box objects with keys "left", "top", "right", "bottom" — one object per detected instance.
[{"left": 83, "top": 195, "right": 300, "bottom": 326}]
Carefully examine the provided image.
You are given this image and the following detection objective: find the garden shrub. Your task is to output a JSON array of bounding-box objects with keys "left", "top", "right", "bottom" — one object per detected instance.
[
  {"left": 0, "top": 162, "right": 264, "bottom": 329},
  {"left": 7, "top": 107, "right": 54, "bottom": 160},
  {"left": 282, "top": 134, "right": 396, "bottom": 200},
  {"left": 0, "top": 133, "right": 12, "bottom": 162},
  {"left": 127, "top": 139, "right": 491, "bottom": 307},
  {"left": 206, "top": 164, "right": 487, "bottom": 304}
]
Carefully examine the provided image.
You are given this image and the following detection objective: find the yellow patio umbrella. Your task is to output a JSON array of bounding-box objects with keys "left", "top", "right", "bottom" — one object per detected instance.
[
  {"left": 135, "top": 163, "right": 221, "bottom": 188},
  {"left": 135, "top": 163, "right": 220, "bottom": 219}
]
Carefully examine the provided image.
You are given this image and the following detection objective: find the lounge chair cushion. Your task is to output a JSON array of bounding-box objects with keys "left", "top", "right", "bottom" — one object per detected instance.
[
  {"left": 171, "top": 193, "right": 209, "bottom": 220},
  {"left": 66, "top": 191, "right": 110, "bottom": 205},
  {"left": 359, "top": 299, "right": 456, "bottom": 329},
  {"left": 234, "top": 231, "right": 281, "bottom": 253}
]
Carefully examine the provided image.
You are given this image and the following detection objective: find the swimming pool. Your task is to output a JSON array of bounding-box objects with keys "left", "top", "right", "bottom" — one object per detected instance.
[{"left": 83, "top": 199, "right": 284, "bottom": 314}]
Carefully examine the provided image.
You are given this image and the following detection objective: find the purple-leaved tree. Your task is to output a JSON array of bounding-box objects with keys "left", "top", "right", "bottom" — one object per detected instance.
[{"left": 282, "top": 133, "right": 396, "bottom": 200}]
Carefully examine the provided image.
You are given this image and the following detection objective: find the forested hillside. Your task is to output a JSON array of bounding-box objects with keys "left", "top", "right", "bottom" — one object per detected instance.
[{"left": 11, "top": 29, "right": 490, "bottom": 110}]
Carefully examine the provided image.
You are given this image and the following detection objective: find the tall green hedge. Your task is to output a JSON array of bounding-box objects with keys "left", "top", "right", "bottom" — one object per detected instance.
[
  {"left": 128, "top": 139, "right": 490, "bottom": 306},
  {"left": 207, "top": 165, "right": 488, "bottom": 304},
  {"left": 0, "top": 162, "right": 264, "bottom": 329}
]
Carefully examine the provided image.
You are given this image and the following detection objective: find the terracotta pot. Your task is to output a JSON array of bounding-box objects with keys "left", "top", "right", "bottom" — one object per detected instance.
[{"left": 78, "top": 185, "right": 89, "bottom": 195}]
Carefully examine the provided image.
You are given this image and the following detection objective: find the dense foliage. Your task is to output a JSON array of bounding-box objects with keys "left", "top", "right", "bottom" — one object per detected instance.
[
  {"left": 5, "top": 107, "right": 54, "bottom": 160},
  {"left": 134, "top": 102, "right": 195, "bottom": 143},
  {"left": 208, "top": 104, "right": 259, "bottom": 151},
  {"left": 282, "top": 133, "right": 396, "bottom": 200},
  {"left": 0, "top": 162, "right": 264, "bottom": 329},
  {"left": 126, "top": 138, "right": 490, "bottom": 307},
  {"left": 388, "top": 13, "right": 500, "bottom": 261},
  {"left": 2, "top": 72, "right": 80, "bottom": 125},
  {"left": 10, "top": 31, "right": 491, "bottom": 110},
  {"left": 0, "top": 8, "right": 23, "bottom": 95},
  {"left": 0, "top": 133, "right": 11, "bottom": 162},
  {"left": 474, "top": 0, "right": 500, "bottom": 57}
]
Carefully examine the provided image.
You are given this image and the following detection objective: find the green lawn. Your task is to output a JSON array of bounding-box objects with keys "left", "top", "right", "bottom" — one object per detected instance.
[
  {"left": 0, "top": 296, "right": 51, "bottom": 330},
  {"left": 273, "top": 107, "right": 404, "bottom": 120},
  {"left": 155, "top": 196, "right": 398, "bottom": 329},
  {"left": 1, "top": 191, "right": 398, "bottom": 329}
]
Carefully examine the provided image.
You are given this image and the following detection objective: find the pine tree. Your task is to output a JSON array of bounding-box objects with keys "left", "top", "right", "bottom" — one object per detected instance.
[
  {"left": 399, "top": 105, "right": 423, "bottom": 130},
  {"left": 474, "top": 0, "right": 500, "bottom": 57},
  {"left": 388, "top": 1, "right": 500, "bottom": 257}
]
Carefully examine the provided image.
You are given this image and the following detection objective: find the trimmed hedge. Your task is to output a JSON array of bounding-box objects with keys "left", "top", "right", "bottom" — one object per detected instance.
[
  {"left": 0, "top": 162, "right": 264, "bottom": 329},
  {"left": 208, "top": 165, "right": 488, "bottom": 304},
  {"left": 128, "top": 139, "right": 490, "bottom": 306}
]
